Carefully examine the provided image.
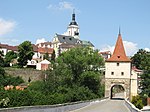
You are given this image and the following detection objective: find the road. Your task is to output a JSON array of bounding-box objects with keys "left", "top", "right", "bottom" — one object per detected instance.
[{"left": 69, "top": 99, "right": 130, "bottom": 112}]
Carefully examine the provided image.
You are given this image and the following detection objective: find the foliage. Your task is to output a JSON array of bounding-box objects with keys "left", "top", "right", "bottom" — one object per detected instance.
[
  {"left": 51, "top": 50, "right": 55, "bottom": 62},
  {"left": 44, "top": 52, "right": 50, "bottom": 61},
  {"left": 131, "top": 49, "right": 150, "bottom": 70},
  {"left": 0, "top": 75, "right": 24, "bottom": 87},
  {"left": 45, "top": 47, "right": 104, "bottom": 98},
  {"left": 0, "top": 97, "right": 10, "bottom": 108},
  {"left": 4, "top": 51, "right": 17, "bottom": 67},
  {"left": 17, "top": 41, "right": 34, "bottom": 67},
  {"left": 0, "top": 50, "right": 4, "bottom": 67},
  {"left": 131, "top": 95, "right": 143, "bottom": 109},
  {"left": 0, "top": 67, "right": 5, "bottom": 77},
  {"left": 140, "top": 73, "right": 150, "bottom": 97}
]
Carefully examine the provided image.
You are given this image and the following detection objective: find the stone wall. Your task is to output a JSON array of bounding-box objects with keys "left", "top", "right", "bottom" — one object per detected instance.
[{"left": 4, "top": 68, "right": 44, "bottom": 82}]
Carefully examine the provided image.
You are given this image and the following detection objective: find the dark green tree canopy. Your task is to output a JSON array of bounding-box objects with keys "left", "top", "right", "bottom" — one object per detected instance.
[
  {"left": 4, "top": 51, "right": 17, "bottom": 67},
  {"left": 131, "top": 49, "right": 150, "bottom": 70},
  {"left": 0, "top": 50, "right": 4, "bottom": 67},
  {"left": 45, "top": 47, "right": 104, "bottom": 96},
  {"left": 17, "top": 41, "right": 34, "bottom": 67}
]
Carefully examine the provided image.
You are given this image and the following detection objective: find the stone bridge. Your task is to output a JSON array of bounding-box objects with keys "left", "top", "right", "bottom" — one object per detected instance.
[{"left": 0, "top": 98, "right": 141, "bottom": 112}]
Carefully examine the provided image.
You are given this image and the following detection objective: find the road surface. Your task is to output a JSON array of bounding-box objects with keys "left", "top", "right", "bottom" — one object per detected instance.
[{"left": 69, "top": 99, "right": 130, "bottom": 112}]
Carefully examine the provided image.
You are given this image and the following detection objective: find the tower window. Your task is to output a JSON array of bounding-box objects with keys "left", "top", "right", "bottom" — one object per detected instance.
[
  {"left": 121, "top": 72, "right": 124, "bottom": 75},
  {"left": 111, "top": 72, "right": 114, "bottom": 75},
  {"left": 117, "top": 63, "right": 119, "bottom": 66}
]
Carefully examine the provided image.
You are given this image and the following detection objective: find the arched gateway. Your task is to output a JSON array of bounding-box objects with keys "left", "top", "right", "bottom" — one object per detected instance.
[{"left": 105, "top": 31, "right": 138, "bottom": 100}]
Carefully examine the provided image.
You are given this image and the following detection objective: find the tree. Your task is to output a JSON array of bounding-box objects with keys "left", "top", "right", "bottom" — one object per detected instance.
[
  {"left": 0, "top": 67, "right": 5, "bottom": 77},
  {"left": 131, "top": 49, "right": 149, "bottom": 70},
  {"left": 17, "top": 41, "right": 34, "bottom": 67},
  {"left": 0, "top": 50, "right": 4, "bottom": 67},
  {"left": 51, "top": 50, "right": 55, "bottom": 62},
  {"left": 43, "top": 52, "right": 50, "bottom": 61},
  {"left": 46, "top": 47, "right": 104, "bottom": 97},
  {"left": 140, "top": 72, "right": 150, "bottom": 97},
  {"left": 4, "top": 51, "right": 17, "bottom": 67}
]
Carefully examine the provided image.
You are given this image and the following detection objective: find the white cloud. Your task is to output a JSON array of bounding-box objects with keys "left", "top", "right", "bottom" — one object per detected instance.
[
  {"left": 0, "top": 38, "right": 20, "bottom": 45},
  {"left": 123, "top": 41, "right": 138, "bottom": 56},
  {"left": 47, "top": 1, "right": 79, "bottom": 12},
  {"left": 36, "top": 38, "right": 46, "bottom": 44},
  {"left": 0, "top": 18, "right": 16, "bottom": 36},
  {"left": 144, "top": 48, "right": 150, "bottom": 52},
  {"left": 100, "top": 41, "right": 138, "bottom": 56}
]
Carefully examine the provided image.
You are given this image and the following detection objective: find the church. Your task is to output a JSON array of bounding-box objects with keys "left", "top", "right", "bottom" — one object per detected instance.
[{"left": 52, "top": 12, "right": 94, "bottom": 57}]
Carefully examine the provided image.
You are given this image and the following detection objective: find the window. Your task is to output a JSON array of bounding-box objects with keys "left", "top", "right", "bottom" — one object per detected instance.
[
  {"left": 117, "top": 55, "right": 120, "bottom": 58},
  {"left": 121, "top": 72, "right": 124, "bottom": 76},
  {"left": 111, "top": 72, "right": 114, "bottom": 75},
  {"left": 117, "top": 63, "right": 119, "bottom": 66}
]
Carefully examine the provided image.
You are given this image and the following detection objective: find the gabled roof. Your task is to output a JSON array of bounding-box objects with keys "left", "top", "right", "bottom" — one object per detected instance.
[
  {"left": 56, "top": 34, "right": 81, "bottom": 45},
  {"left": 106, "top": 33, "right": 131, "bottom": 62},
  {"left": 38, "top": 47, "right": 53, "bottom": 54},
  {"left": 40, "top": 59, "right": 50, "bottom": 64},
  {"left": 81, "top": 40, "right": 94, "bottom": 47},
  {"left": 0, "top": 43, "right": 18, "bottom": 51},
  {"left": 36, "top": 42, "right": 52, "bottom": 47},
  {"left": 59, "top": 43, "right": 80, "bottom": 49}
]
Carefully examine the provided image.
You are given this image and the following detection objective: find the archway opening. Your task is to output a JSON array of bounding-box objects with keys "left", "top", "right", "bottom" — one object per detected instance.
[{"left": 110, "top": 85, "right": 125, "bottom": 99}]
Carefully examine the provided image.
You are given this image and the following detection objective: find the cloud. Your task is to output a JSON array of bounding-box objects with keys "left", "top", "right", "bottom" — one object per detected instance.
[
  {"left": 36, "top": 38, "right": 46, "bottom": 44},
  {"left": 0, "top": 18, "right": 16, "bottom": 36},
  {"left": 100, "top": 41, "right": 138, "bottom": 56},
  {"left": 0, "top": 38, "right": 20, "bottom": 45},
  {"left": 144, "top": 48, "right": 150, "bottom": 52},
  {"left": 47, "top": 1, "right": 79, "bottom": 12}
]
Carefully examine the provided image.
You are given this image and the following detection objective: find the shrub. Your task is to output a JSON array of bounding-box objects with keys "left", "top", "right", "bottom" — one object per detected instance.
[{"left": 131, "top": 95, "right": 143, "bottom": 109}]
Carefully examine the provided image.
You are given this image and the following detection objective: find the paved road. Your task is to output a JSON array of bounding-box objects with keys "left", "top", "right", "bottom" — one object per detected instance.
[{"left": 69, "top": 99, "right": 130, "bottom": 112}]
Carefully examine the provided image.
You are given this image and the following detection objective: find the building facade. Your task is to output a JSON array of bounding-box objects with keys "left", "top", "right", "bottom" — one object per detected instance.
[{"left": 105, "top": 31, "right": 138, "bottom": 100}]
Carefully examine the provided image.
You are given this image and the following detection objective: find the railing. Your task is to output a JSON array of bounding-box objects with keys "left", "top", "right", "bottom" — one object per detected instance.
[{"left": 0, "top": 97, "right": 108, "bottom": 112}]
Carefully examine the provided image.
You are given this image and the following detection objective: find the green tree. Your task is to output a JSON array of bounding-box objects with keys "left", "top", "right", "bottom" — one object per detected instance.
[
  {"left": 46, "top": 47, "right": 104, "bottom": 97},
  {"left": 0, "top": 50, "right": 4, "bottom": 67},
  {"left": 131, "top": 49, "right": 149, "bottom": 70},
  {"left": 0, "top": 67, "right": 5, "bottom": 77},
  {"left": 51, "top": 50, "right": 55, "bottom": 62},
  {"left": 4, "top": 51, "right": 17, "bottom": 67},
  {"left": 43, "top": 52, "right": 50, "bottom": 61},
  {"left": 140, "top": 72, "right": 150, "bottom": 97},
  {"left": 17, "top": 41, "right": 34, "bottom": 67}
]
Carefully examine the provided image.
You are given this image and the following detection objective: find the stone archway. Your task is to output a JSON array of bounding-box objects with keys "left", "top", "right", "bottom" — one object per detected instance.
[
  {"left": 110, "top": 84, "right": 125, "bottom": 99},
  {"left": 105, "top": 78, "right": 130, "bottom": 99}
]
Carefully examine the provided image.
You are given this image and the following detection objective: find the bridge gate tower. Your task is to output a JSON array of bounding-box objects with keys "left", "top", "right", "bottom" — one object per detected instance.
[{"left": 105, "top": 30, "right": 138, "bottom": 100}]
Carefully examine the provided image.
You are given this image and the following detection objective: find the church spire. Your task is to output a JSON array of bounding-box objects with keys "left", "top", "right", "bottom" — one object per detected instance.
[
  {"left": 119, "top": 27, "right": 121, "bottom": 35},
  {"left": 69, "top": 10, "right": 78, "bottom": 26},
  {"left": 72, "top": 9, "right": 75, "bottom": 21},
  {"left": 106, "top": 30, "right": 131, "bottom": 62}
]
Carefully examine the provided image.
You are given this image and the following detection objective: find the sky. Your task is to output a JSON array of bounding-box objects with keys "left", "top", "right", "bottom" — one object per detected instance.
[{"left": 0, "top": 0, "right": 150, "bottom": 56}]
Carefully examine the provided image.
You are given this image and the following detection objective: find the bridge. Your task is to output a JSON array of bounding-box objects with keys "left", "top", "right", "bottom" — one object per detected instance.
[
  {"left": 0, "top": 98, "right": 141, "bottom": 112},
  {"left": 70, "top": 99, "right": 130, "bottom": 112}
]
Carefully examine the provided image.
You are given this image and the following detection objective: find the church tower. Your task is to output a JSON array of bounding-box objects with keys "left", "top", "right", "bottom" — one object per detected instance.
[
  {"left": 105, "top": 30, "right": 135, "bottom": 99},
  {"left": 65, "top": 11, "right": 79, "bottom": 39}
]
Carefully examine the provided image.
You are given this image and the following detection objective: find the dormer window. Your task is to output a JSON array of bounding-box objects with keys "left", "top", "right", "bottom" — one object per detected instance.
[
  {"left": 69, "top": 38, "right": 72, "bottom": 41},
  {"left": 63, "top": 37, "right": 65, "bottom": 39},
  {"left": 117, "top": 55, "right": 120, "bottom": 58}
]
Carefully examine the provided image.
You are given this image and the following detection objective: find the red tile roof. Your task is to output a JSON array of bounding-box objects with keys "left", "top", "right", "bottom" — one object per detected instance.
[
  {"left": 38, "top": 47, "right": 54, "bottom": 54},
  {"left": 106, "top": 34, "right": 131, "bottom": 62},
  {"left": 0, "top": 43, "right": 18, "bottom": 51}
]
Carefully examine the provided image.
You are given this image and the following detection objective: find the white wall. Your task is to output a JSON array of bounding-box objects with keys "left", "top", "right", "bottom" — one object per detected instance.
[{"left": 105, "top": 62, "right": 131, "bottom": 79}]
